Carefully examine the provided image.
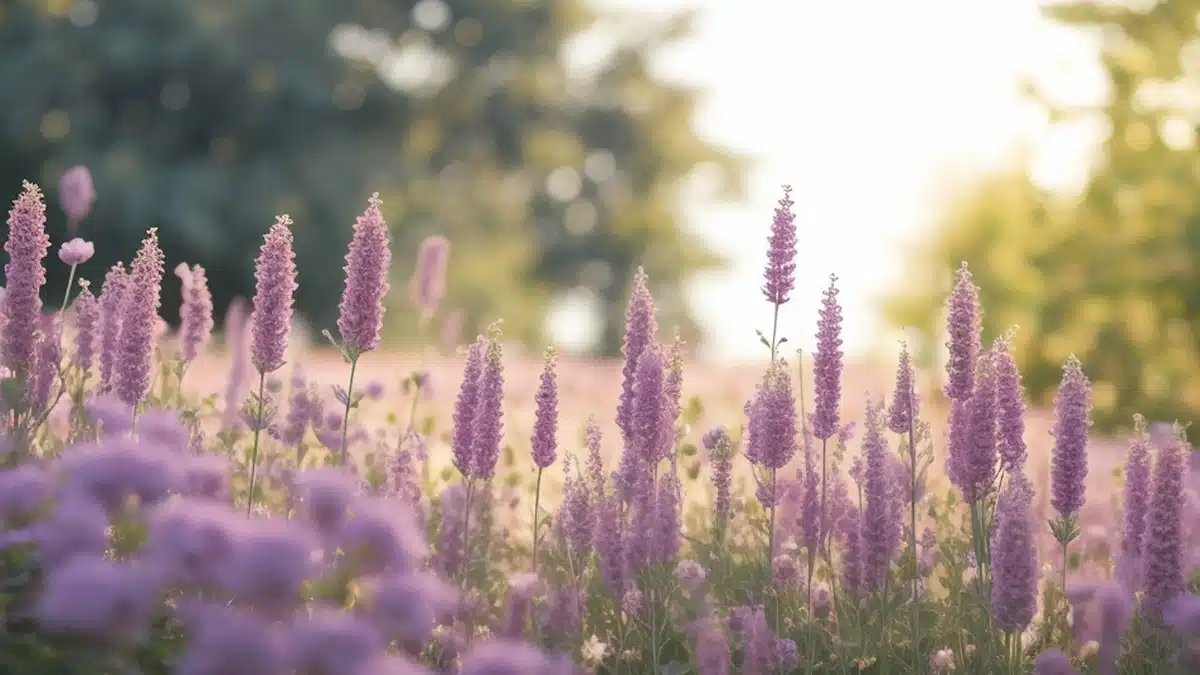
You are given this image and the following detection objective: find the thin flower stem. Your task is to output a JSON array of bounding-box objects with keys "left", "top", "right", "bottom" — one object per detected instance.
[
  {"left": 338, "top": 355, "right": 359, "bottom": 465},
  {"left": 532, "top": 467, "right": 543, "bottom": 571},
  {"left": 60, "top": 264, "right": 78, "bottom": 313},
  {"left": 461, "top": 478, "right": 474, "bottom": 587},
  {"left": 907, "top": 394, "right": 921, "bottom": 675},
  {"left": 245, "top": 371, "right": 267, "bottom": 516}
]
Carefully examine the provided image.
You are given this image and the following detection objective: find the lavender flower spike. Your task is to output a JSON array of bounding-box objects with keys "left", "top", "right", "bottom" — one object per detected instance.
[
  {"left": 175, "top": 263, "right": 214, "bottom": 364},
  {"left": 887, "top": 341, "right": 918, "bottom": 435},
  {"left": 861, "top": 396, "right": 899, "bottom": 592},
  {"left": 762, "top": 185, "right": 797, "bottom": 306},
  {"left": 530, "top": 346, "right": 558, "bottom": 469},
  {"left": 250, "top": 216, "right": 297, "bottom": 375},
  {"left": 993, "top": 332, "right": 1027, "bottom": 472},
  {"left": 811, "top": 275, "right": 844, "bottom": 440},
  {"left": 338, "top": 193, "right": 391, "bottom": 354},
  {"left": 115, "top": 229, "right": 165, "bottom": 408},
  {"left": 470, "top": 321, "right": 505, "bottom": 481},
  {"left": 31, "top": 314, "right": 62, "bottom": 414},
  {"left": 71, "top": 279, "right": 99, "bottom": 373},
  {"left": 961, "top": 349, "right": 998, "bottom": 504},
  {"left": 1117, "top": 414, "right": 1152, "bottom": 590},
  {"left": 1050, "top": 354, "right": 1092, "bottom": 519},
  {"left": 1141, "top": 425, "right": 1188, "bottom": 624},
  {"left": 990, "top": 469, "right": 1038, "bottom": 634},
  {"left": 944, "top": 261, "right": 981, "bottom": 401},
  {"left": 97, "top": 263, "right": 128, "bottom": 392},
  {"left": 410, "top": 234, "right": 450, "bottom": 317},
  {"left": 3, "top": 181, "right": 51, "bottom": 380},
  {"left": 451, "top": 337, "right": 485, "bottom": 478},
  {"left": 616, "top": 267, "right": 657, "bottom": 446}
]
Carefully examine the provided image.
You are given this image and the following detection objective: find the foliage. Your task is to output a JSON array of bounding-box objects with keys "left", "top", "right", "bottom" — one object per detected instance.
[
  {"left": 883, "top": 0, "right": 1200, "bottom": 433},
  {"left": 0, "top": 0, "right": 746, "bottom": 355}
]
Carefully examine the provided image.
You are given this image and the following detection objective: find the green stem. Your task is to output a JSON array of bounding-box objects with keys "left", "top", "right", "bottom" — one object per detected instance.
[
  {"left": 245, "top": 371, "right": 267, "bottom": 516},
  {"left": 907, "top": 412, "right": 920, "bottom": 674},
  {"left": 60, "top": 264, "right": 77, "bottom": 314},
  {"left": 532, "top": 467, "right": 543, "bottom": 571},
  {"left": 461, "top": 478, "right": 474, "bottom": 586},
  {"left": 338, "top": 356, "right": 359, "bottom": 466}
]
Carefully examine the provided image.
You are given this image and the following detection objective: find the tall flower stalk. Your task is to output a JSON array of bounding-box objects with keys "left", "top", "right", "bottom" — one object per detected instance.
[
  {"left": 115, "top": 229, "right": 165, "bottom": 414},
  {"left": 330, "top": 194, "right": 391, "bottom": 465},
  {"left": 887, "top": 341, "right": 921, "bottom": 672},
  {"left": 246, "top": 216, "right": 297, "bottom": 515},
  {"left": 1048, "top": 355, "right": 1091, "bottom": 600},
  {"left": 530, "top": 346, "right": 559, "bottom": 572},
  {"left": 4, "top": 182, "right": 51, "bottom": 427}
]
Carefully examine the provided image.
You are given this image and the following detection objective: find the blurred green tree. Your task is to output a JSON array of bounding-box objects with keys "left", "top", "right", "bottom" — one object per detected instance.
[
  {"left": 884, "top": 0, "right": 1200, "bottom": 432},
  {"left": 0, "top": 0, "right": 745, "bottom": 356}
]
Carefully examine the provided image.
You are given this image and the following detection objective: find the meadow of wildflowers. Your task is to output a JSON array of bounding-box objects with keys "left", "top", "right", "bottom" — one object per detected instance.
[{"left": 1, "top": 176, "right": 1199, "bottom": 675}]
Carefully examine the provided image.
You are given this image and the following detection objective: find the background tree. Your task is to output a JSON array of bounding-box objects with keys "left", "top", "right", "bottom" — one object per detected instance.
[
  {"left": 884, "top": 0, "right": 1200, "bottom": 432},
  {"left": 0, "top": 0, "right": 745, "bottom": 356}
]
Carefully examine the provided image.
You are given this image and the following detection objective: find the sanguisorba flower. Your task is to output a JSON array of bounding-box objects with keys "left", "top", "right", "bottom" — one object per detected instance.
[
  {"left": 115, "top": 229, "right": 165, "bottom": 408},
  {"left": 97, "top": 263, "right": 128, "bottom": 392},
  {"left": 1142, "top": 426, "right": 1188, "bottom": 624},
  {"left": 990, "top": 469, "right": 1038, "bottom": 634},
  {"left": 1050, "top": 354, "right": 1092, "bottom": 519},
  {"left": 530, "top": 346, "right": 558, "bottom": 470},
  {"left": 71, "top": 279, "right": 99, "bottom": 373},
  {"left": 58, "top": 165, "right": 95, "bottom": 226},
  {"left": 338, "top": 194, "right": 391, "bottom": 355},
  {"left": 175, "top": 263, "right": 214, "bottom": 364},
  {"left": 3, "top": 181, "right": 51, "bottom": 381},
  {"left": 250, "top": 216, "right": 297, "bottom": 375},
  {"left": 58, "top": 238, "right": 95, "bottom": 266},
  {"left": 410, "top": 234, "right": 450, "bottom": 316},
  {"left": 1118, "top": 415, "right": 1152, "bottom": 590},
  {"left": 616, "top": 267, "right": 657, "bottom": 446},
  {"left": 762, "top": 185, "right": 797, "bottom": 306},
  {"left": 469, "top": 321, "right": 504, "bottom": 481},
  {"left": 812, "top": 275, "right": 843, "bottom": 440}
]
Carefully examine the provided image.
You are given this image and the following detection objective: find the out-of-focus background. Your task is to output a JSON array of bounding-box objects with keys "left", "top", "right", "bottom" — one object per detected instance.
[{"left": 2, "top": 0, "right": 1197, "bottom": 434}]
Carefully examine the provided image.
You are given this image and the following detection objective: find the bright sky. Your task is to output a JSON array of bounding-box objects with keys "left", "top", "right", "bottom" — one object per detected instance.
[{"left": 553, "top": 0, "right": 1107, "bottom": 362}]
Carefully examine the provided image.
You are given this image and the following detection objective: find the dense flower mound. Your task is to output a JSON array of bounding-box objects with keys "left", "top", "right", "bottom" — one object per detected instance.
[{"left": 1, "top": 177, "right": 1198, "bottom": 675}]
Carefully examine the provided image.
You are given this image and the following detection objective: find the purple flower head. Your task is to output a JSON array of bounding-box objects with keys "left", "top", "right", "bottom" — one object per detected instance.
[
  {"left": 457, "top": 639, "right": 573, "bottom": 675},
  {"left": 35, "top": 556, "right": 159, "bottom": 640},
  {"left": 840, "top": 505, "right": 865, "bottom": 598},
  {"left": 176, "top": 263, "right": 214, "bottom": 363},
  {"left": 887, "top": 341, "right": 918, "bottom": 434},
  {"left": 1142, "top": 427, "right": 1188, "bottom": 624},
  {"left": 690, "top": 612, "right": 730, "bottom": 675},
  {"left": 34, "top": 493, "right": 110, "bottom": 568},
  {"left": 144, "top": 498, "right": 238, "bottom": 588},
  {"left": 990, "top": 469, "right": 1038, "bottom": 633},
  {"left": 1117, "top": 415, "right": 1152, "bottom": 590},
  {"left": 798, "top": 427, "right": 821, "bottom": 553},
  {"left": 115, "top": 228, "right": 165, "bottom": 407},
  {"left": 59, "top": 165, "right": 95, "bottom": 225},
  {"left": 410, "top": 234, "right": 450, "bottom": 315},
  {"left": 632, "top": 342, "right": 668, "bottom": 465},
  {"left": 364, "top": 571, "right": 458, "bottom": 647},
  {"left": 585, "top": 416, "right": 605, "bottom": 495},
  {"left": 531, "top": 346, "right": 559, "bottom": 469},
  {"left": 3, "top": 181, "right": 50, "bottom": 380},
  {"left": 812, "top": 274, "right": 844, "bottom": 439},
  {"left": 219, "top": 517, "right": 317, "bottom": 613},
  {"left": 83, "top": 395, "right": 134, "bottom": 436},
  {"left": 595, "top": 491, "right": 626, "bottom": 594},
  {"left": 138, "top": 407, "right": 190, "bottom": 451},
  {"left": 961, "top": 350, "right": 999, "bottom": 504},
  {"left": 705, "top": 426, "right": 735, "bottom": 523},
  {"left": 0, "top": 464, "right": 52, "bottom": 522},
  {"left": 675, "top": 559, "right": 707, "bottom": 592},
  {"left": 762, "top": 185, "right": 797, "bottom": 306},
  {"left": 1050, "top": 354, "right": 1092, "bottom": 518},
  {"left": 250, "top": 216, "right": 297, "bottom": 374},
  {"left": 652, "top": 469, "right": 681, "bottom": 564},
  {"left": 31, "top": 313, "right": 62, "bottom": 414},
  {"left": 296, "top": 467, "right": 358, "bottom": 535},
  {"left": 1066, "top": 580, "right": 1133, "bottom": 673},
  {"left": 71, "top": 278, "right": 99, "bottom": 371},
  {"left": 992, "top": 333, "right": 1027, "bottom": 471},
  {"left": 746, "top": 361, "right": 798, "bottom": 471},
  {"left": 434, "top": 484, "right": 467, "bottom": 578},
  {"left": 617, "top": 267, "right": 658, "bottom": 446},
  {"left": 861, "top": 396, "right": 900, "bottom": 592},
  {"left": 59, "top": 438, "right": 175, "bottom": 513},
  {"left": 741, "top": 606, "right": 780, "bottom": 675},
  {"left": 772, "top": 553, "right": 800, "bottom": 589},
  {"left": 97, "top": 262, "right": 129, "bottom": 391},
  {"left": 338, "top": 193, "right": 391, "bottom": 354},
  {"left": 176, "top": 602, "right": 290, "bottom": 675},
  {"left": 364, "top": 379, "right": 385, "bottom": 399},
  {"left": 338, "top": 496, "right": 427, "bottom": 575},
  {"left": 944, "top": 261, "right": 981, "bottom": 400},
  {"left": 58, "top": 237, "right": 95, "bottom": 266},
  {"left": 451, "top": 337, "right": 485, "bottom": 477},
  {"left": 1033, "top": 648, "right": 1080, "bottom": 675},
  {"left": 558, "top": 456, "right": 593, "bottom": 560},
  {"left": 288, "top": 606, "right": 384, "bottom": 675},
  {"left": 470, "top": 321, "right": 505, "bottom": 480},
  {"left": 180, "top": 454, "right": 230, "bottom": 500},
  {"left": 776, "top": 638, "right": 800, "bottom": 673}
]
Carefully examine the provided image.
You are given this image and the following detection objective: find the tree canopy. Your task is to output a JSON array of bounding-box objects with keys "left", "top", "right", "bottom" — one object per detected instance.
[
  {"left": 885, "top": 0, "right": 1200, "bottom": 432},
  {"left": 0, "top": 0, "right": 745, "bottom": 355}
]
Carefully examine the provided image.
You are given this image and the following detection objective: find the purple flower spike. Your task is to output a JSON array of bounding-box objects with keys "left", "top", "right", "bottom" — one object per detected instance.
[
  {"left": 944, "top": 261, "right": 981, "bottom": 401},
  {"left": 72, "top": 279, "right": 99, "bottom": 372},
  {"left": 410, "top": 234, "right": 450, "bottom": 316},
  {"left": 250, "top": 216, "right": 297, "bottom": 375},
  {"left": 115, "top": 229, "right": 165, "bottom": 407},
  {"left": 97, "top": 263, "right": 128, "bottom": 392},
  {"left": 861, "top": 397, "right": 900, "bottom": 592},
  {"left": 451, "top": 337, "right": 485, "bottom": 478},
  {"left": 1142, "top": 427, "right": 1188, "bottom": 624},
  {"left": 812, "top": 274, "right": 844, "bottom": 440},
  {"left": 990, "top": 470, "right": 1038, "bottom": 633},
  {"left": 1050, "top": 354, "right": 1091, "bottom": 519},
  {"left": 1117, "top": 415, "right": 1152, "bottom": 590},
  {"left": 887, "top": 342, "right": 918, "bottom": 435},
  {"left": 338, "top": 193, "right": 391, "bottom": 354},
  {"left": 469, "top": 321, "right": 505, "bottom": 481},
  {"left": 531, "top": 346, "right": 558, "bottom": 469},
  {"left": 962, "top": 350, "right": 999, "bottom": 504},
  {"left": 176, "top": 263, "right": 214, "bottom": 364},
  {"left": 993, "top": 334, "right": 1027, "bottom": 472},
  {"left": 58, "top": 238, "right": 95, "bottom": 266},
  {"left": 762, "top": 185, "right": 797, "bottom": 306},
  {"left": 616, "top": 267, "right": 657, "bottom": 448},
  {"left": 3, "top": 181, "right": 50, "bottom": 380}
]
